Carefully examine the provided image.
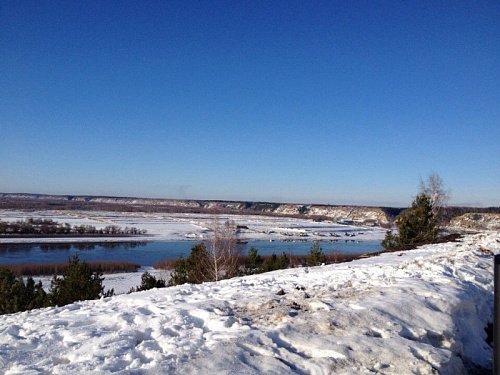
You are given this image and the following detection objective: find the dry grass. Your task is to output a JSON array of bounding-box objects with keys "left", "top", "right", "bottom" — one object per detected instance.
[
  {"left": 479, "top": 246, "right": 494, "bottom": 256},
  {"left": 153, "top": 258, "right": 178, "bottom": 270},
  {"left": 0, "top": 261, "right": 140, "bottom": 276},
  {"left": 153, "top": 252, "right": 364, "bottom": 270}
]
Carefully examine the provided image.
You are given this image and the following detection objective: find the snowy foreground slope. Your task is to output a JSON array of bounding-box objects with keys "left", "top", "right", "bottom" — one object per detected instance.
[{"left": 1, "top": 232, "right": 499, "bottom": 374}]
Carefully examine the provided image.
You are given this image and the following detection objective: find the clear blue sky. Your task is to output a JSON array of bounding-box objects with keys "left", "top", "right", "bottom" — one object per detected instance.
[{"left": 1, "top": 1, "right": 499, "bottom": 207}]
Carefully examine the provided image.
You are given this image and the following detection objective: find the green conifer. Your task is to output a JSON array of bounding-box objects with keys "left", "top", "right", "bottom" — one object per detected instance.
[
  {"left": 245, "top": 247, "right": 263, "bottom": 274},
  {"left": 382, "top": 193, "right": 438, "bottom": 249},
  {"left": 306, "top": 242, "right": 327, "bottom": 266},
  {"left": 167, "top": 254, "right": 189, "bottom": 286},
  {"left": 130, "top": 271, "right": 166, "bottom": 292},
  {"left": 0, "top": 268, "right": 49, "bottom": 314},
  {"left": 49, "top": 254, "right": 112, "bottom": 306}
]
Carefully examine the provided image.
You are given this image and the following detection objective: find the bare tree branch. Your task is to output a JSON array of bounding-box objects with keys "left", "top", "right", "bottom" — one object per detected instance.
[
  {"left": 419, "top": 172, "right": 451, "bottom": 218},
  {"left": 206, "top": 216, "right": 240, "bottom": 281}
]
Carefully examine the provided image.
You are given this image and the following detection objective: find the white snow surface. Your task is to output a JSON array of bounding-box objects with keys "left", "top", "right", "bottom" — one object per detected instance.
[
  {"left": 1, "top": 232, "right": 499, "bottom": 374},
  {"left": 0, "top": 209, "right": 386, "bottom": 243}
]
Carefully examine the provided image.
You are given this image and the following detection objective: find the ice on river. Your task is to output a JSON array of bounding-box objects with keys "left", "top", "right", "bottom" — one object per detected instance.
[{"left": 0, "top": 209, "right": 386, "bottom": 243}]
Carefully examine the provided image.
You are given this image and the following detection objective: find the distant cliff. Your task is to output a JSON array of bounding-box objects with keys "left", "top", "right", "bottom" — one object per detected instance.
[
  {"left": 0, "top": 193, "right": 395, "bottom": 226},
  {"left": 449, "top": 213, "right": 500, "bottom": 231}
]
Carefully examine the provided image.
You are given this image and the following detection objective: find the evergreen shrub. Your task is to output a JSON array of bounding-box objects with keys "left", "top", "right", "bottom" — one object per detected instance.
[
  {"left": 0, "top": 268, "right": 49, "bottom": 314},
  {"left": 382, "top": 193, "right": 439, "bottom": 250},
  {"left": 129, "top": 271, "right": 166, "bottom": 293},
  {"left": 49, "top": 254, "right": 113, "bottom": 306},
  {"left": 306, "top": 242, "right": 327, "bottom": 266}
]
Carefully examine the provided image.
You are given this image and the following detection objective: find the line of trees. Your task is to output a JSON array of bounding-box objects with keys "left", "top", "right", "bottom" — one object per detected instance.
[
  {"left": 167, "top": 240, "right": 331, "bottom": 287},
  {"left": 0, "top": 255, "right": 114, "bottom": 315},
  {"left": 0, "top": 218, "right": 147, "bottom": 236},
  {"left": 2, "top": 260, "right": 140, "bottom": 277}
]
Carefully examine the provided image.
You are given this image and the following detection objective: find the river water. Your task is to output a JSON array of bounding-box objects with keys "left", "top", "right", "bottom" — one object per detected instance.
[{"left": 0, "top": 240, "right": 383, "bottom": 267}]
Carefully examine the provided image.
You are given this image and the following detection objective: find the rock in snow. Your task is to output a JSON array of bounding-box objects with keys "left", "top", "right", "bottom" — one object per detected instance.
[{"left": 1, "top": 232, "right": 499, "bottom": 374}]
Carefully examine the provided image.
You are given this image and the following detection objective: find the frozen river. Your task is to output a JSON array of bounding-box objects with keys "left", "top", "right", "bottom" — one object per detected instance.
[
  {"left": 0, "top": 239, "right": 383, "bottom": 266},
  {"left": 0, "top": 209, "right": 386, "bottom": 266}
]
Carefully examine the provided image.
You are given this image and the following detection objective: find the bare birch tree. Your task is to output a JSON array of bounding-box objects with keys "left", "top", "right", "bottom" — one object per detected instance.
[
  {"left": 205, "top": 216, "right": 240, "bottom": 281},
  {"left": 419, "top": 172, "right": 451, "bottom": 218}
]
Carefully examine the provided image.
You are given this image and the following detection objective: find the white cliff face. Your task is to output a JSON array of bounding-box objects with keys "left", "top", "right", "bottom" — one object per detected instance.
[
  {"left": 231, "top": 204, "right": 389, "bottom": 225},
  {"left": 450, "top": 213, "right": 500, "bottom": 231},
  {"left": 273, "top": 204, "right": 389, "bottom": 225},
  {"left": 272, "top": 204, "right": 303, "bottom": 215},
  {"left": 203, "top": 202, "right": 248, "bottom": 211},
  {"left": 307, "top": 205, "right": 388, "bottom": 223},
  {"left": 84, "top": 197, "right": 203, "bottom": 208}
]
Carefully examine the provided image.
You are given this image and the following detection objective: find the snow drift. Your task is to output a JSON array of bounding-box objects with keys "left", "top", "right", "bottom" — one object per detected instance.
[{"left": 0, "top": 232, "right": 498, "bottom": 374}]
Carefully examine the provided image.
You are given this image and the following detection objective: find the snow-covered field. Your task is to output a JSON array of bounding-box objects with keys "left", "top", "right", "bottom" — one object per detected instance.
[
  {"left": 0, "top": 209, "right": 386, "bottom": 243},
  {"left": 1, "top": 231, "right": 498, "bottom": 374}
]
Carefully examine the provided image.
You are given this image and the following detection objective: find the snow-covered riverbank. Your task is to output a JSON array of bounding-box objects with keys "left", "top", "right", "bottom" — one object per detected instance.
[
  {"left": 1, "top": 231, "right": 498, "bottom": 374},
  {"left": 0, "top": 209, "right": 386, "bottom": 243}
]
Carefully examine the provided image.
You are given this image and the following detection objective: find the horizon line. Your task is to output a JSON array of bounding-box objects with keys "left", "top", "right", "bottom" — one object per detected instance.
[{"left": 1, "top": 191, "right": 497, "bottom": 209}]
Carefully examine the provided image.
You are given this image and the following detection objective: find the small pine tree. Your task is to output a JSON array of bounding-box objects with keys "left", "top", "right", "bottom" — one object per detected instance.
[
  {"left": 306, "top": 242, "right": 327, "bottom": 266},
  {"left": 167, "top": 242, "right": 212, "bottom": 286},
  {"left": 397, "top": 193, "right": 438, "bottom": 245},
  {"left": 277, "top": 252, "right": 290, "bottom": 269},
  {"left": 130, "top": 271, "right": 166, "bottom": 293},
  {"left": 0, "top": 268, "right": 49, "bottom": 315},
  {"left": 260, "top": 253, "right": 278, "bottom": 273},
  {"left": 258, "top": 252, "right": 290, "bottom": 273},
  {"left": 382, "top": 193, "right": 438, "bottom": 249},
  {"left": 0, "top": 268, "right": 18, "bottom": 314},
  {"left": 381, "top": 229, "right": 399, "bottom": 249},
  {"left": 245, "top": 247, "right": 263, "bottom": 275},
  {"left": 25, "top": 277, "right": 49, "bottom": 310},
  {"left": 49, "top": 254, "right": 113, "bottom": 306},
  {"left": 167, "top": 254, "right": 189, "bottom": 286},
  {"left": 186, "top": 242, "right": 211, "bottom": 284}
]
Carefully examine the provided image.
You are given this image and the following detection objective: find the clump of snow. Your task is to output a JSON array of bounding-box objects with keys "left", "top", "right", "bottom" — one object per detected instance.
[{"left": 1, "top": 232, "right": 499, "bottom": 374}]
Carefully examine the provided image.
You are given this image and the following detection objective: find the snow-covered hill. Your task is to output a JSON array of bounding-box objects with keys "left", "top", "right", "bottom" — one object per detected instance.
[
  {"left": 0, "top": 193, "right": 393, "bottom": 225},
  {"left": 1, "top": 232, "right": 499, "bottom": 374},
  {"left": 450, "top": 213, "right": 500, "bottom": 231}
]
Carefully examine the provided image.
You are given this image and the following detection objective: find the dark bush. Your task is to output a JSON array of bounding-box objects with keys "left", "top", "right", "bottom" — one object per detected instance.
[
  {"left": 168, "top": 243, "right": 212, "bottom": 286},
  {"left": 0, "top": 260, "right": 140, "bottom": 277},
  {"left": 244, "top": 246, "right": 263, "bottom": 274},
  {"left": 0, "top": 268, "right": 49, "bottom": 314},
  {"left": 259, "top": 252, "right": 289, "bottom": 273},
  {"left": 186, "top": 242, "right": 212, "bottom": 284},
  {"left": 49, "top": 254, "right": 113, "bottom": 306},
  {"left": 382, "top": 193, "right": 438, "bottom": 250},
  {"left": 306, "top": 242, "right": 327, "bottom": 266},
  {"left": 167, "top": 255, "right": 189, "bottom": 286},
  {"left": 129, "top": 271, "right": 166, "bottom": 293}
]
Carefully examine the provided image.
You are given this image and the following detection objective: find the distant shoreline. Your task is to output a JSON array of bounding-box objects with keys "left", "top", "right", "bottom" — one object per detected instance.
[{"left": 0, "top": 234, "right": 148, "bottom": 239}]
